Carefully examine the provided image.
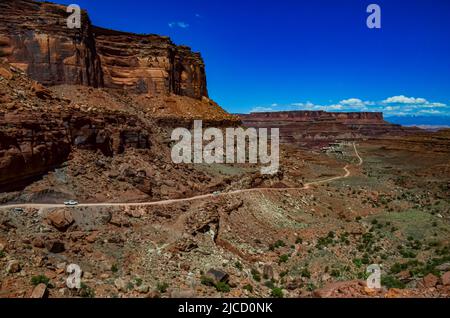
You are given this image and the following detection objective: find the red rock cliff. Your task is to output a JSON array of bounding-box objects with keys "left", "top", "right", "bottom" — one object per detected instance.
[
  {"left": 0, "top": 0, "right": 208, "bottom": 99},
  {"left": 239, "top": 111, "right": 415, "bottom": 147},
  {"left": 93, "top": 27, "right": 208, "bottom": 98},
  {"left": 0, "top": 0, "right": 103, "bottom": 87}
]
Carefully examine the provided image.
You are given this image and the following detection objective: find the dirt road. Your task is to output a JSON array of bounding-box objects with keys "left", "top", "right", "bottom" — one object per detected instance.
[{"left": 0, "top": 144, "right": 363, "bottom": 210}]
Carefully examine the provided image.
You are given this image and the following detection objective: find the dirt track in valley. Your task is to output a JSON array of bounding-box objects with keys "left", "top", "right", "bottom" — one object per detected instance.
[{"left": 0, "top": 144, "right": 363, "bottom": 210}]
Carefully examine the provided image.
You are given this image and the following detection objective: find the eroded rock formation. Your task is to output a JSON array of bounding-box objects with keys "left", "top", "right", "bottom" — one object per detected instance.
[
  {"left": 0, "top": 62, "right": 151, "bottom": 191},
  {"left": 0, "top": 0, "right": 103, "bottom": 87},
  {"left": 239, "top": 111, "right": 418, "bottom": 147},
  {"left": 0, "top": 0, "right": 208, "bottom": 99},
  {"left": 94, "top": 27, "right": 208, "bottom": 98}
]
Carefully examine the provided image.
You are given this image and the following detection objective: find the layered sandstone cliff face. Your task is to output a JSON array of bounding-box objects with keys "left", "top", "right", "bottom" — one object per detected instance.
[
  {"left": 0, "top": 62, "right": 152, "bottom": 191},
  {"left": 240, "top": 111, "right": 417, "bottom": 147},
  {"left": 0, "top": 0, "right": 208, "bottom": 99},
  {"left": 0, "top": 0, "right": 103, "bottom": 87},
  {"left": 94, "top": 27, "right": 208, "bottom": 98}
]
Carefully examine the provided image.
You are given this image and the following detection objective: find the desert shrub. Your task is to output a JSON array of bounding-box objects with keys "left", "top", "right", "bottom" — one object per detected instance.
[
  {"left": 79, "top": 283, "right": 95, "bottom": 298},
  {"left": 264, "top": 280, "right": 275, "bottom": 289},
  {"left": 381, "top": 275, "right": 405, "bottom": 289},
  {"left": 31, "top": 275, "right": 50, "bottom": 286},
  {"left": 301, "top": 267, "right": 311, "bottom": 278},
  {"left": 156, "top": 282, "right": 169, "bottom": 293},
  {"left": 243, "top": 284, "right": 253, "bottom": 293},
  {"left": 251, "top": 269, "right": 261, "bottom": 282},
  {"left": 331, "top": 269, "right": 341, "bottom": 278},
  {"left": 215, "top": 282, "right": 230, "bottom": 293},
  {"left": 270, "top": 287, "right": 283, "bottom": 298},
  {"left": 269, "top": 240, "right": 286, "bottom": 251},
  {"left": 111, "top": 264, "right": 119, "bottom": 273},
  {"left": 278, "top": 254, "right": 289, "bottom": 264}
]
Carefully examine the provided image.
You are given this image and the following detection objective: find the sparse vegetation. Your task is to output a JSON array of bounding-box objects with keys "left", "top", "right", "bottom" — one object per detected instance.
[
  {"left": 215, "top": 282, "right": 230, "bottom": 293},
  {"left": 31, "top": 275, "right": 50, "bottom": 286},
  {"left": 251, "top": 268, "right": 261, "bottom": 282},
  {"left": 270, "top": 287, "right": 283, "bottom": 298},
  {"left": 111, "top": 264, "right": 119, "bottom": 273},
  {"left": 79, "top": 282, "right": 95, "bottom": 298},
  {"left": 156, "top": 282, "right": 169, "bottom": 293},
  {"left": 278, "top": 254, "right": 289, "bottom": 264}
]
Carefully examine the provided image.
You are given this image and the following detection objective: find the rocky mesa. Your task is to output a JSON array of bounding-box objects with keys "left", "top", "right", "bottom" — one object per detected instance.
[
  {"left": 239, "top": 111, "right": 419, "bottom": 147},
  {"left": 0, "top": 0, "right": 207, "bottom": 99}
]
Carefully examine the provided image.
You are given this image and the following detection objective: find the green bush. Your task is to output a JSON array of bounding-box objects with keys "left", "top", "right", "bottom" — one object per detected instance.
[
  {"left": 353, "top": 258, "right": 363, "bottom": 268},
  {"left": 251, "top": 269, "right": 261, "bottom": 282},
  {"left": 157, "top": 282, "right": 169, "bottom": 293},
  {"left": 201, "top": 275, "right": 214, "bottom": 286},
  {"left": 243, "top": 284, "right": 253, "bottom": 293},
  {"left": 111, "top": 264, "right": 119, "bottom": 273},
  {"left": 31, "top": 275, "right": 50, "bottom": 286},
  {"left": 381, "top": 275, "right": 405, "bottom": 289},
  {"left": 264, "top": 280, "right": 275, "bottom": 289},
  {"left": 331, "top": 269, "right": 341, "bottom": 278},
  {"left": 301, "top": 267, "right": 311, "bottom": 278},
  {"left": 79, "top": 283, "right": 95, "bottom": 298},
  {"left": 271, "top": 287, "right": 283, "bottom": 298},
  {"left": 270, "top": 240, "right": 286, "bottom": 250},
  {"left": 278, "top": 254, "right": 289, "bottom": 264},
  {"left": 215, "top": 282, "right": 230, "bottom": 293}
]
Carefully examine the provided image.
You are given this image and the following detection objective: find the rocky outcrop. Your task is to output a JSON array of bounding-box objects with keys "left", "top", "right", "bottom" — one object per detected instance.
[
  {"left": 239, "top": 111, "right": 418, "bottom": 147},
  {"left": 0, "top": 61, "right": 152, "bottom": 192},
  {"left": 0, "top": 110, "right": 152, "bottom": 191},
  {"left": 0, "top": 0, "right": 208, "bottom": 99},
  {"left": 94, "top": 27, "right": 208, "bottom": 98},
  {"left": 0, "top": 0, "right": 103, "bottom": 87}
]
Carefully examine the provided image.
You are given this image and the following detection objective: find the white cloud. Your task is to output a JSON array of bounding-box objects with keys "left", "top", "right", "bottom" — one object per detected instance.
[
  {"left": 340, "top": 98, "right": 365, "bottom": 107},
  {"left": 168, "top": 21, "right": 190, "bottom": 29},
  {"left": 250, "top": 95, "right": 449, "bottom": 117},
  {"left": 383, "top": 95, "right": 427, "bottom": 104},
  {"left": 419, "top": 109, "right": 442, "bottom": 115}
]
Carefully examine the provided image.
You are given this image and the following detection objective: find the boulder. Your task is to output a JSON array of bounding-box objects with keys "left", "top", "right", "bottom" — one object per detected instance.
[
  {"left": 263, "top": 264, "right": 274, "bottom": 280},
  {"left": 205, "top": 269, "right": 229, "bottom": 285},
  {"left": 45, "top": 240, "right": 65, "bottom": 253},
  {"left": 6, "top": 260, "right": 21, "bottom": 273},
  {"left": 114, "top": 278, "right": 127, "bottom": 292},
  {"left": 0, "top": 66, "right": 13, "bottom": 80},
  {"left": 46, "top": 209, "right": 74, "bottom": 231},
  {"left": 423, "top": 273, "right": 439, "bottom": 288},
  {"left": 441, "top": 272, "right": 450, "bottom": 286},
  {"left": 31, "top": 283, "right": 48, "bottom": 298}
]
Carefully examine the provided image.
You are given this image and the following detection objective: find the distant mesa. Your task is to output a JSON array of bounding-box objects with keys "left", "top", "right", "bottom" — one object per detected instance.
[{"left": 239, "top": 110, "right": 419, "bottom": 147}]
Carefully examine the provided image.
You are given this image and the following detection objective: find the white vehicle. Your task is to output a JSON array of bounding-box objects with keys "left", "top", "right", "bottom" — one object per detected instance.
[
  {"left": 213, "top": 191, "right": 221, "bottom": 197},
  {"left": 64, "top": 200, "right": 79, "bottom": 206}
]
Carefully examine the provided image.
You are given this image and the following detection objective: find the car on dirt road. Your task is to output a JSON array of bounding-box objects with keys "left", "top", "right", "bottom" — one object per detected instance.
[{"left": 64, "top": 200, "right": 79, "bottom": 206}]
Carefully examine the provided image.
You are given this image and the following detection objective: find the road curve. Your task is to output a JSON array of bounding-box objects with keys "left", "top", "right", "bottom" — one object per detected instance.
[{"left": 0, "top": 144, "right": 363, "bottom": 210}]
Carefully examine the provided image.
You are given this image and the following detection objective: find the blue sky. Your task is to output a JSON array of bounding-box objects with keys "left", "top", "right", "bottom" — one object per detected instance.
[{"left": 54, "top": 0, "right": 450, "bottom": 123}]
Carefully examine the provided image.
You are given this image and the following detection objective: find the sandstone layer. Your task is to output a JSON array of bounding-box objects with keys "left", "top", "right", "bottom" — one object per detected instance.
[
  {"left": 239, "top": 111, "right": 419, "bottom": 147},
  {"left": 0, "top": 0, "right": 208, "bottom": 99}
]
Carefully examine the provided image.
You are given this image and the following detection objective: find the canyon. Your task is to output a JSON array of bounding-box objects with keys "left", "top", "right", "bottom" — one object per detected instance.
[{"left": 0, "top": 0, "right": 449, "bottom": 300}]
